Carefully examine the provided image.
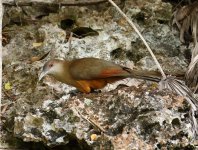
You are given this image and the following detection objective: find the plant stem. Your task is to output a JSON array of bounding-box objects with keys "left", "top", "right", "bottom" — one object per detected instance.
[{"left": 108, "top": 0, "right": 166, "bottom": 79}]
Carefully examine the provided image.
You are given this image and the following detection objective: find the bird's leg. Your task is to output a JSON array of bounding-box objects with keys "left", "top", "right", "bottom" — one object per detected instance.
[
  {"left": 90, "top": 89, "right": 102, "bottom": 94},
  {"left": 68, "top": 89, "right": 81, "bottom": 96}
]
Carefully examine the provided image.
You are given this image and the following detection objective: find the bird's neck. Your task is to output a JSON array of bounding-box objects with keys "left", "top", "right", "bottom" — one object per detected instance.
[{"left": 51, "top": 60, "right": 75, "bottom": 85}]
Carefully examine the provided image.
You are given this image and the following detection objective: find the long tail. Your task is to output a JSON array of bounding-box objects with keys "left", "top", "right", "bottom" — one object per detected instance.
[
  {"left": 132, "top": 74, "right": 161, "bottom": 82},
  {"left": 131, "top": 70, "right": 161, "bottom": 82},
  {"left": 123, "top": 67, "right": 185, "bottom": 82}
]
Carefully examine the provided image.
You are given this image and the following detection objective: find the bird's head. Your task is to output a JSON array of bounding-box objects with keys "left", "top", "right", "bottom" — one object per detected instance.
[{"left": 39, "top": 59, "right": 63, "bottom": 81}]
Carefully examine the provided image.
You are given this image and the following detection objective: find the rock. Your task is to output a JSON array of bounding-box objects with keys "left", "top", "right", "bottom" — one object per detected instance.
[
  {"left": 2, "top": 0, "right": 197, "bottom": 149},
  {"left": 13, "top": 85, "right": 196, "bottom": 149}
]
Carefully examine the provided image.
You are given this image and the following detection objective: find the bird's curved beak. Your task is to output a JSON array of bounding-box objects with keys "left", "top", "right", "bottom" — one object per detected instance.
[{"left": 39, "top": 71, "right": 48, "bottom": 81}]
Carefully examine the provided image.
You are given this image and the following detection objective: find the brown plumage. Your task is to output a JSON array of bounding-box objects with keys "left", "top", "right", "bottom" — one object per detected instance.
[{"left": 39, "top": 57, "right": 162, "bottom": 93}]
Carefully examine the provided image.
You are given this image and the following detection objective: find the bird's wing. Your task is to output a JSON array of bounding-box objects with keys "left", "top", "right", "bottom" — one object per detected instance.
[{"left": 69, "top": 58, "right": 131, "bottom": 80}]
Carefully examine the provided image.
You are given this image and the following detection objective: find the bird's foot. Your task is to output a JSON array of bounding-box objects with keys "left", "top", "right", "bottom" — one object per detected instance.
[
  {"left": 69, "top": 89, "right": 81, "bottom": 97},
  {"left": 90, "top": 89, "right": 102, "bottom": 94}
]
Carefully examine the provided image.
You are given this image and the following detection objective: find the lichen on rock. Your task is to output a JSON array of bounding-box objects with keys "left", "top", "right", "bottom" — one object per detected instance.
[
  {"left": 13, "top": 85, "right": 196, "bottom": 149},
  {"left": 2, "top": 0, "right": 197, "bottom": 149}
]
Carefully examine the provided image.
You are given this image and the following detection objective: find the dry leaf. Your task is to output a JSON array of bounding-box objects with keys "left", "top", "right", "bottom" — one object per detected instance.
[
  {"left": 172, "top": 1, "right": 198, "bottom": 43},
  {"left": 172, "top": 96, "right": 184, "bottom": 108},
  {"left": 173, "top": 2, "right": 198, "bottom": 92},
  {"left": 90, "top": 134, "right": 98, "bottom": 141},
  {"left": 71, "top": 27, "right": 99, "bottom": 38},
  {"left": 32, "top": 42, "right": 43, "bottom": 48},
  {"left": 30, "top": 56, "right": 41, "bottom": 62},
  {"left": 5, "top": 82, "right": 12, "bottom": 90},
  {"left": 30, "top": 51, "right": 50, "bottom": 63},
  {"left": 186, "top": 42, "right": 198, "bottom": 92}
]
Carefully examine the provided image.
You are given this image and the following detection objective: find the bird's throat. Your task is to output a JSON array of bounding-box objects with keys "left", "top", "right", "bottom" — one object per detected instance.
[{"left": 50, "top": 61, "right": 76, "bottom": 86}]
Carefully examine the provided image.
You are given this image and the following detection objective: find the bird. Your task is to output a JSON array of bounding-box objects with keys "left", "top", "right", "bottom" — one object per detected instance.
[{"left": 39, "top": 57, "right": 163, "bottom": 93}]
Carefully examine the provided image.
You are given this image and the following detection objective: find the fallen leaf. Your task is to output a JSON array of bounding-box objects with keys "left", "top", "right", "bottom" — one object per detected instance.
[
  {"left": 72, "top": 27, "right": 99, "bottom": 38},
  {"left": 32, "top": 42, "right": 43, "bottom": 48},
  {"left": 91, "top": 134, "right": 98, "bottom": 141},
  {"left": 30, "top": 56, "right": 41, "bottom": 62},
  {"left": 30, "top": 51, "right": 50, "bottom": 63},
  {"left": 172, "top": 96, "right": 184, "bottom": 108},
  {"left": 5, "top": 82, "right": 12, "bottom": 90}
]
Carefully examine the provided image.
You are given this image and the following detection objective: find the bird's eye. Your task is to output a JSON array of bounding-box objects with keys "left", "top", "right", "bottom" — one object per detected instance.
[{"left": 49, "top": 64, "right": 53, "bottom": 67}]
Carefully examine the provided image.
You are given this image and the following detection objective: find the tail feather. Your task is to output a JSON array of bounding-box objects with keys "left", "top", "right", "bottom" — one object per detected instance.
[
  {"left": 123, "top": 67, "right": 185, "bottom": 82},
  {"left": 132, "top": 75, "right": 161, "bottom": 82}
]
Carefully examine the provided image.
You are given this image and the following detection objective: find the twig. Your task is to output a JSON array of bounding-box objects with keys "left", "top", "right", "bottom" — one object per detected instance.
[
  {"left": 74, "top": 107, "right": 106, "bottom": 133},
  {"left": 3, "top": 89, "right": 16, "bottom": 100},
  {"left": 1, "top": 101, "right": 13, "bottom": 107},
  {"left": 1, "top": 103, "right": 9, "bottom": 115},
  {"left": 109, "top": 0, "right": 198, "bottom": 139},
  {"left": 68, "top": 32, "right": 73, "bottom": 52},
  {"left": 108, "top": 0, "right": 166, "bottom": 79},
  {"left": 3, "top": 90, "right": 11, "bottom": 98},
  {"left": 194, "top": 84, "right": 198, "bottom": 94}
]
